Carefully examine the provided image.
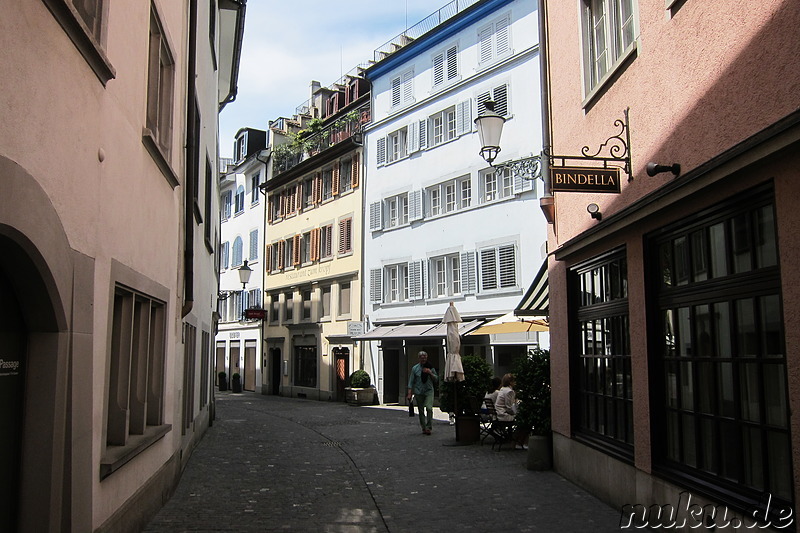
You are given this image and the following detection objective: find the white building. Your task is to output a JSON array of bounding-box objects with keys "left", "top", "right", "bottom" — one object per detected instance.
[
  {"left": 360, "top": 0, "right": 547, "bottom": 404},
  {"left": 216, "top": 128, "right": 267, "bottom": 393}
]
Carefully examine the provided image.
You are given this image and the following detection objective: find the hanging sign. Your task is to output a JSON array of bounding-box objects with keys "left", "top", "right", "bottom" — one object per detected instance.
[
  {"left": 550, "top": 166, "right": 621, "bottom": 193},
  {"left": 244, "top": 308, "right": 267, "bottom": 320}
]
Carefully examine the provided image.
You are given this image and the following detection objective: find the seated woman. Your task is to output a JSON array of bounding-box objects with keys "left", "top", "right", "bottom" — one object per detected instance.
[
  {"left": 484, "top": 376, "right": 503, "bottom": 407},
  {"left": 495, "top": 373, "right": 527, "bottom": 449}
]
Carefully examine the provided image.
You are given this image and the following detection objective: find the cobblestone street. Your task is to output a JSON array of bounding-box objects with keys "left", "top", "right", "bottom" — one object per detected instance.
[{"left": 144, "top": 393, "right": 624, "bottom": 532}]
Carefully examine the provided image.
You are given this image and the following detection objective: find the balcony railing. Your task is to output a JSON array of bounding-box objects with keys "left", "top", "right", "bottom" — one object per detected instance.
[{"left": 272, "top": 103, "right": 370, "bottom": 176}]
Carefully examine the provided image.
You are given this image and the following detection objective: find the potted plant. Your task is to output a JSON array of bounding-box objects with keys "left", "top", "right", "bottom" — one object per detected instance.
[
  {"left": 218, "top": 371, "right": 228, "bottom": 392},
  {"left": 231, "top": 372, "right": 242, "bottom": 393},
  {"left": 440, "top": 354, "right": 492, "bottom": 442},
  {"left": 513, "top": 348, "right": 552, "bottom": 470},
  {"left": 345, "top": 370, "right": 377, "bottom": 405}
]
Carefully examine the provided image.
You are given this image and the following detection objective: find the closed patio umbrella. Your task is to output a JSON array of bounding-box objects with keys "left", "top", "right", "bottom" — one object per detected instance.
[{"left": 443, "top": 302, "right": 464, "bottom": 382}]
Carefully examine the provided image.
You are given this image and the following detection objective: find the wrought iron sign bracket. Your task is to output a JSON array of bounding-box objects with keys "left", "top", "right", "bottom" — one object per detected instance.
[{"left": 488, "top": 109, "right": 632, "bottom": 183}]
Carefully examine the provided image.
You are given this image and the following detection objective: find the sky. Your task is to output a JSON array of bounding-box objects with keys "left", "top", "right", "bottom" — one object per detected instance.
[{"left": 219, "top": 0, "right": 441, "bottom": 158}]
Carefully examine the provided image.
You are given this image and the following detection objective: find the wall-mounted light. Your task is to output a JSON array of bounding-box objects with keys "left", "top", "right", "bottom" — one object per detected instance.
[
  {"left": 646, "top": 162, "right": 680, "bottom": 177},
  {"left": 474, "top": 100, "right": 506, "bottom": 165},
  {"left": 587, "top": 203, "right": 602, "bottom": 220},
  {"left": 219, "top": 260, "right": 254, "bottom": 300}
]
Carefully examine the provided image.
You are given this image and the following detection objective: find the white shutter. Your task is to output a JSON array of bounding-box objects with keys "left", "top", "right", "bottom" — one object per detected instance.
[
  {"left": 495, "top": 16, "right": 510, "bottom": 56},
  {"left": 408, "top": 260, "right": 423, "bottom": 300},
  {"left": 402, "top": 70, "right": 413, "bottom": 103},
  {"left": 408, "top": 190, "right": 423, "bottom": 222},
  {"left": 418, "top": 119, "right": 428, "bottom": 150},
  {"left": 446, "top": 45, "right": 458, "bottom": 81},
  {"left": 493, "top": 84, "right": 509, "bottom": 117},
  {"left": 391, "top": 76, "right": 401, "bottom": 107},
  {"left": 513, "top": 174, "right": 534, "bottom": 194},
  {"left": 476, "top": 90, "right": 491, "bottom": 116},
  {"left": 376, "top": 137, "right": 386, "bottom": 166},
  {"left": 478, "top": 25, "right": 493, "bottom": 63},
  {"left": 432, "top": 52, "right": 444, "bottom": 86},
  {"left": 480, "top": 248, "right": 498, "bottom": 291},
  {"left": 370, "top": 268, "right": 383, "bottom": 304},
  {"left": 369, "top": 201, "right": 383, "bottom": 231},
  {"left": 407, "top": 121, "right": 419, "bottom": 153},
  {"left": 498, "top": 244, "right": 517, "bottom": 288},
  {"left": 249, "top": 229, "right": 259, "bottom": 260},
  {"left": 456, "top": 99, "right": 472, "bottom": 136},
  {"left": 460, "top": 251, "right": 476, "bottom": 294}
]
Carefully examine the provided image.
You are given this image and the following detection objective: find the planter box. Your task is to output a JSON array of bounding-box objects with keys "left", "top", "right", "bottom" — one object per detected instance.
[
  {"left": 455, "top": 415, "right": 480, "bottom": 443},
  {"left": 526, "top": 434, "right": 553, "bottom": 470},
  {"left": 345, "top": 387, "right": 376, "bottom": 405}
]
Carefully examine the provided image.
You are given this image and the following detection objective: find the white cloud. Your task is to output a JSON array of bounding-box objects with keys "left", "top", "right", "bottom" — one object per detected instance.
[{"left": 219, "top": 0, "right": 444, "bottom": 156}]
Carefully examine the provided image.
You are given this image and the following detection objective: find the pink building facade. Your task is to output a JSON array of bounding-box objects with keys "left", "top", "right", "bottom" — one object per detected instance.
[{"left": 543, "top": 0, "right": 800, "bottom": 527}]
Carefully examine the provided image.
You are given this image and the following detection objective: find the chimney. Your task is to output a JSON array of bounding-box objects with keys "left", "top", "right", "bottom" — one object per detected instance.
[{"left": 310, "top": 80, "right": 321, "bottom": 98}]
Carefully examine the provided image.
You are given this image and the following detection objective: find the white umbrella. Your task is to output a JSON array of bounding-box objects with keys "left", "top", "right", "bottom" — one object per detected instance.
[{"left": 443, "top": 302, "right": 465, "bottom": 382}]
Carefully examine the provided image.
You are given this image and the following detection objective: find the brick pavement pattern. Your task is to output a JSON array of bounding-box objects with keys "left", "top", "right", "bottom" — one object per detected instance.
[{"left": 144, "top": 393, "right": 625, "bottom": 532}]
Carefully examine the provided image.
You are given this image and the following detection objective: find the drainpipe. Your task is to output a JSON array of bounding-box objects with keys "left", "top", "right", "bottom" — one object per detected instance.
[
  {"left": 182, "top": 0, "right": 198, "bottom": 318},
  {"left": 538, "top": 0, "right": 555, "bottom": 224}
]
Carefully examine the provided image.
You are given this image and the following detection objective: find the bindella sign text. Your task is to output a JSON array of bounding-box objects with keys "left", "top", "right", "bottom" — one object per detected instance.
[{"left": 550, "top": 166, "right": 621, "bottom": 193}]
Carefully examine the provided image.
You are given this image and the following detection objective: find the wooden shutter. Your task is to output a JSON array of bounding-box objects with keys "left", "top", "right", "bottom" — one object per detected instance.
[
  {"left": 370, "top": 268, "right": 383, "bottom": 304},
  {"left": 313, "top": 172, "right": 322, "bottom": 204},
  {"left": 480, "top": 248, "right": 497, "bottom": 291},
  {"left": 402, "top": 70, "right": 413, "bottom": 103},
  {"left": 332, "top": 164, "right": 340, "bottom": 196},
  {"left": 292, "top": 235, "right": 301, "bottom": 266},
  {"left": 513, "top": 173, "right": 534, "bottom": 194},
  {"left": 338, "top": 218, "right": 352, "bottom": 254},
  {"left": 277, "top": 240, "right": 286, "bottom": 270},
  {"left": 295, "top": 186, "right": 303, "bottom": 211},
  {"left": 351, "top": 153, "right": 360, "bottom": 188},
  {"left": 391, "top": 75, "right": 401, "bottom": 107},
  {"left": 310, "top": 228, "right": 320, "bottom": 261},
  {"left": 265, "top": 244, "right": 272, "bottom": 272},
  {"left": 478, "top": 24, "right": 492, "bottom": 63}
]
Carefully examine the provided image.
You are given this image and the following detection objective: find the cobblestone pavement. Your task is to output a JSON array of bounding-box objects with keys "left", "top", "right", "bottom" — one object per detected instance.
[{"left": 144, "top": 392, "right": 625, "bottom": 532}]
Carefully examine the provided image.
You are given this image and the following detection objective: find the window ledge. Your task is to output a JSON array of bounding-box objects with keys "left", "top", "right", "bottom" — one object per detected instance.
[
  {"left": 41, "top": 0, "right": 116, "bottom": 85},
  {"left": 142, "top": 129, "right": 179, "bottom": 188},
  {"left": 582, "top": 42, "right": 638, "bottom": 110},
  {"left": 100, "top": 424, "right": 171, "bottom": 480},
  {"left": 338, "top": 251, "right": 354, "bottom": 259}
]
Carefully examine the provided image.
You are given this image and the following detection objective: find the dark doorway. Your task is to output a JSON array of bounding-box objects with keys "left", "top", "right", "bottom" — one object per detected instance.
[
  {"left": 333, "top": 347, "right": 349, "bottom": 401},
  {"left": 382, "top": 348, "right": 400, "bottom": 404},
  {"left": 0, "top": 269, "right": 26, "bottom": 531},
  {"left": 244, "top": 340, "right": 256, "bottom": 391},
  {"left": 270, "top": 347, "right": 281, "bottom": 395},
  {"left": 215, "top": 342, "right": 225, "bottom": 386}
]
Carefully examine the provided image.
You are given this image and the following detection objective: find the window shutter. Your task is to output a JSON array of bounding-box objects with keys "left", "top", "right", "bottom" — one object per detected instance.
[
  {"left": 432, "top": 52, "right": 444, "bottom": 86},
  {"left": 493, "top": 84, "right": 509, "bottom": 117},
  {"left": 421, "top": 259, "right": 429, "bottom": 299},
  {"left": 456, "top": 99, "right": 472, "bottom": 135},
  {"left": 351, "top": 153, "right": 360, "bottom": 188},
  {"left": 480, "top": 248, "right": 497, "bottom": 291},
  {"left": 477, "top": 90, "right": 491, "bottom": 116},
  {"left": 338, "top": 219, "right": 347, "bottom": 254},
  {"left": 391, "top": 76, "right": 401, "bottom": 107},
  {"left": 498, "top": 245, "right": 516, "bottom": 288},
  {"left": 332, "top": 164, "right": 340, "bottom": 196},
  {"left": 409, "top": 190, "right": 423, "bottom": 222},
  {"left": 293, "top": 235, "right": 301, "bottom": 266},
  {"left": 513, "top": 174, "right": 534, "bottom": 194},
  {"left": 460, "top": 251, "right": 476, "bottom": 294},
  {"left": 446, "top": 45, "right": 458, "bottom": 81},
  {"left": 277, "top": 240, "right": 286, "bottom": 270},
  {"left": 313, "top": 172, "right": 322, "bottom": 204},
  {"left": 265, "top": 244, "right": 272, "bottom": 271},
  {"left": 478, "top": 25, "right": 493, "bottom": 63},
  {"left": 310, "top": 229, "right": 320, "bottom": 261},
  {"left": 249, "top": 229, "right": 258, "bottom": 260},
  {"left": 370, "top": 268, "right": 383, "bottom": 304},
  {"left": 418, "top": 119, "right": 427, "bottom": 150},
  {"left": 267, "top": 197, "right": 274, "bottom": 223},
  {"left": 295, "top": 187, "right": 302, "bottom": 211},
  {"left": 369, "top": 201, "right": 383, "bottom": 231},
  {"left": 495, "top": 16, "right": 510, "bottom": 56},
  {"left": 402, "top": 70, "right": 413, "bottom": 103},
  {"left": 222, "top": 242, "right": 229, "bottom": 269},
  {"left": 376, "top": 137, "right": 386, "bottom": 166},
  {"left": 408, "top": 260, "right": 423, "bottom": 300},
  {"left": 407, "top": 121, "right": 419, "bottom": 153},
  {"left": 323, "top": 225, "right": 333, "bottom": 257}
]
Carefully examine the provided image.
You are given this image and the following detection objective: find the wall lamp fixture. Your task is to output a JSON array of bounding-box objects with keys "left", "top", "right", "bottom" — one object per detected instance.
[
  {"left": 587, "top": 203, "right": 602, "bottom": 220},
  {"left": 218, "top": 260, "right": 253, "bottom": 300},
  {"left": 474, "top": 100, "right": 543, "bottom": 180},
  {"left": 646, "top": 162, "right": 680, "bottom": 177}
]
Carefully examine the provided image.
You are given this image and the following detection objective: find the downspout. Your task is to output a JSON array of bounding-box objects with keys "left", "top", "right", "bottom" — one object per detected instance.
[
  {"left": 538, "top": 0, "right": 555, "bottom": 224},
  {"left": 219, "top": 0, "right": 247, "bottom": 112},
  {"left": 182, "top": 0, "right": 198, "bottom": 318}
]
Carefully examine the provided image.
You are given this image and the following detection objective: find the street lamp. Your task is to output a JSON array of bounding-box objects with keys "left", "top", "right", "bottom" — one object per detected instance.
[
  {"left": 474, "top": 100, "right": 543, "bottom": 181},
  {"left": 219, "top": 260, "right": 254, "bottom": 301}
]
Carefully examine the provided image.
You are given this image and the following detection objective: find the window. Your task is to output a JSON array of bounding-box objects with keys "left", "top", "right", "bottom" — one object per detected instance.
[
  {"left": 477, "top": 83, "right": 510, "bottom": 118},
  {"left": 269, "top": 293, "right": 280, "bottom": 324},
  {"left": 478, "top": 14, "right": 511, "bottom": 66},
  {"left": 339, "top": 159, "right": 352, "bottom": 194},
  {"left": 387, "top": 194, "right": 409, "bottom": 228},
  {"left": 268, "top": 195, "right": 282, "bottom": 222},
  {"left": 427, "top": 176, "right": 470, "bottom": 217},
  {"left": 204, "top": 158, "right": 213, "bottom": 249},
  {"left": 284, "top": 236, "right": 294, "bottom": 269},
  {"left": 387, "top": 127, "right": 408, "bottom": 163},
  {"left": 43, "top": 0, "right": 113, "bottom": 84},
  {"left": 386, "top": 263, "right": 409, "bottom": 303},
  {"left": 651, "top": 188, "right": 790, "bottom": 513},
  {"left": 479, "top": 244, "right": 517, "bottom": 291},
  {"left": 321, "top": 169, "right": 334, "bottom": 201},
  {"left": 481, "top": 167, "right": 513, "bottom": 202},
  {"left": 429, "top": 107, "right": 457, "bottom": 147},
  {"left": 284, "top": 292, "right": 294, "bottom": 322},
  {"left": 247, "top": 288, "right": 262, "bottom": 309},
  {"left": 268, "top": 242, "right": 280, "bottom": 272},
  {"left": 431, "top": 254, "right": 461, "bottom": 298},
  {"left": 235, "top": 185, "right": 245, "bottom": 214},
  {"left": 302, "top": 289, "right": 313, "bottom": 320},
  {"left": 320, "top": 224, "right": 333, "bottom": 259},
  {"left": 303, "top": 177, "right": 314, "bottom": 208},
  {"left": 432, "top": 44, "right": 458, "bottom": 88},
  {"left": 249, "top": 229, "right": 258, "bottom": 261},
  {"left": 232, "top": 236, "right": 243, "bottom": 266},
  {"left": 294, "top": 345, "right": 317, "bottom": 388},
  {"left": 105, "top": 285, "right": 166, "bottom": 459},
  {"left": 338, "top": 282, "right": 351, "bottom": 317},
  {"left": 221, "top": 241, "right": 229, "bottom": 269},
  {"left": 460, "top": 177, "right": 472, "bottom": 209},
  {"left": 146, "top": 6, "right": 175, "bottom": 156},
  {"left": 251, "top": 172, "right": 260, "bottom": 204},
  {"left": 581, "top": 0, "right": 636, "bottom": 93},
  {"left": 300, "top": 232, "right": 312, "bottom": 264},
  {"left": 222, "top": 191, "right": 232, "bottom": 220},
  {"left": 338, "top": 217, "right": 353, "bottom": 255},
  {"left": 321, "top": 286, "right": 332, "bottom": 319},
  {"left": 285, "top": 185, "right": 300, "bottom": 216},
  {"left": 391, "top": 68, "right": 414, "bottom": 108},
  {"left": 571, "top": 250, "right": 632, "bottom": 453}
]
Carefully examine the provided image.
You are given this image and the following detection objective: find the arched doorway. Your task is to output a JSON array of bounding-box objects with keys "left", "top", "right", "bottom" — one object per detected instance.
[{"left": 0, "top": 269, "right": 26, "bottom": 530}]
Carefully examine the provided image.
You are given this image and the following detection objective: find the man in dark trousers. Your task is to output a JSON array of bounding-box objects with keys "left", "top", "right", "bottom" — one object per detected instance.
[{"left": 406, "top": 351, "right": 438, "bottom": 435}]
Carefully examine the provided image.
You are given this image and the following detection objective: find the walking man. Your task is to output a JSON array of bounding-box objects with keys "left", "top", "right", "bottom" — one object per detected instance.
[{"left": 407, "top": 351, "right": 438, "bottom": 435}]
